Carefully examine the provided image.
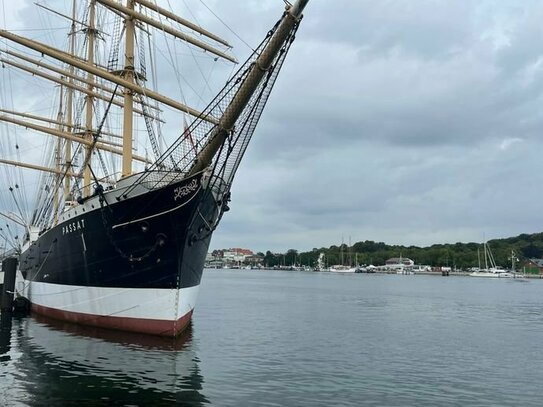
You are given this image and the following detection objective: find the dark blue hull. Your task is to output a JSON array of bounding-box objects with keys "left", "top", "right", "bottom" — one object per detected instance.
[{"left": 20, "top": 173, "right": 217, "bottom": 290}]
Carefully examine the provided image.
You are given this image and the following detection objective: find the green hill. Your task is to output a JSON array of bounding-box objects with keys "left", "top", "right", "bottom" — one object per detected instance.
[{"left": 261, "top": 232, "right": 543, "bottom": 270}]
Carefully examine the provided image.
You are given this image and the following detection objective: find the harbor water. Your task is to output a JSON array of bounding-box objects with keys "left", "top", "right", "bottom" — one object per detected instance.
[{"left": 1, "top": 270, "right": 543, "bottom": 406}]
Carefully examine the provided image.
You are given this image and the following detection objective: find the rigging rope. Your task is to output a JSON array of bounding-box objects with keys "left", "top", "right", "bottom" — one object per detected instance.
[
  {"left": 146, "top": 30, "right": 165, "bottom": 154},
  {"left": 76, "top": 84, "right": 120, "bottom": 193},
  {"left": 197, "top": 0, "right": 254, "bottom": 52}
]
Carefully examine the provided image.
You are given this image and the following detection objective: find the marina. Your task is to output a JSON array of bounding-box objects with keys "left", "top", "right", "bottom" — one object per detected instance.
[{"left": 1, "top": 2, "right": 543, "bottom": 406}]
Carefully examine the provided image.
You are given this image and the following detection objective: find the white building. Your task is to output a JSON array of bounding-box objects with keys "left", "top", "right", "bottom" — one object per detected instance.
[
  {"left": 223, "top": 248, "right": 253, "bottom": 264},
  {"left": 385, "top": 257, "right": 414, "bottom": 270}
]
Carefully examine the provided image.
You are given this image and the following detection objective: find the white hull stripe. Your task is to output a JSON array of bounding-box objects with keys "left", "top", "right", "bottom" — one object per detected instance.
[{"left": 22, "top": 281, "right": 200, "bottom": 321}]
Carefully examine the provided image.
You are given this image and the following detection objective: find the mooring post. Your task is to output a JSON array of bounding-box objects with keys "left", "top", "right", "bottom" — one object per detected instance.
[
  {"left": 0, "top": 312, "right": 12, "bottom": 356},
  {"left": 0, "top": 257, "right": 18, "bottom": 312}
]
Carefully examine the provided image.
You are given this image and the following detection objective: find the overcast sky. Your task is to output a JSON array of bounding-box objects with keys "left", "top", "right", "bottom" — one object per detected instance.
[
  {"left": 3, "top": 0, "right": 543, "bottom": 253},
  {"left": 209, "top": 0, "right": 543, "bottom": 253}
]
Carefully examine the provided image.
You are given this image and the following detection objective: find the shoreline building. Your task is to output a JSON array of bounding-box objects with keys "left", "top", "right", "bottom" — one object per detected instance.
[
  {"left": 523, "top": 259, "right": 543, "bottom": 275},
  {"left": 385, "top": 257, "right": 414, "bottom": 271},
  {"left": 223, "top": 248, "right": 254, "bottom": 266}
]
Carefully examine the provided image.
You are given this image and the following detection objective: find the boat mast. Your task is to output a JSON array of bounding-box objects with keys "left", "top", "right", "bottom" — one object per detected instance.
[
  {"left": 122, "top": 0, "right": 135, "bottom": 177},
  {"left": 83, "top": 0, "right": 97, "bottom": 197},
  {"left": 64, "top": 0, "right": 77, "bottom": 202},
  {"left": 188, "top": 0, "right": 309, "bottom": 176},
  {"left": 349, "top": 236, "right": 352, "bottom": 267},
  {"left": 340, "top": 236, "right": 344, "bottom": 266},
  {"left": 484, "top": 242, "right": 488, "bottom": 270},
  {"left": 53, "top": 84, "right": 64, "bottom": 224}
]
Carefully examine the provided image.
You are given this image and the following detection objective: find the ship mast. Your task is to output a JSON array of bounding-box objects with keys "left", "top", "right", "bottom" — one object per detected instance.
[
  {"left": 189, "top": 0, "right": 309, "bottom": 176},
  {"left": 64, "top": 0, "right": 77, "bottom": 203},
  {"left": 53, "top": 85, "right": 64, "bottom": 224},
  {"left": 82, "top": 0, "right": 97, "bottom": 197},
  {"left": 122, "top": 0, "right": 136, "bottom": 177}
]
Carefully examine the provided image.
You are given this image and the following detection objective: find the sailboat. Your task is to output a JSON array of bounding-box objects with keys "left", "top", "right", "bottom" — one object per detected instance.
[
  {"left": 0, "top": 0, "right": 309, "bottom": 336},
  {"left": 329, "top": 238, "right": 357, "bottom": 273},
  {"left": 469, "top": 241, "right": 513, "bottom": 278},
  {"left": 329, "top": 265, "right": 357, "bottom": 273}
]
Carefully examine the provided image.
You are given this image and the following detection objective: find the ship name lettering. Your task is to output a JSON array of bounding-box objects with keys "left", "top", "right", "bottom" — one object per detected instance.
[
  {"left": 62, "top": 219, "right": 86, "bottom": 235},
  {"left": 174, "top": 179, "right": 199, "bottom": 201}
]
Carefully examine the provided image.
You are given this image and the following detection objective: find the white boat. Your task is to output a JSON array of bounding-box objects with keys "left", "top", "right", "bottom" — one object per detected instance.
[
  {"left": 469, "top": 242, "right": 513, "bottom": 278},
  {"left": 469, "top": 269, "right": 514, "bottom": 278},
  {"left": 385, "top": 255, "right": 414, "bottom": 274},
  {"left": 411, "top": 265, "right": 432, "bottom": 273},
  {"left": 329, "top": 265, "right": 357, "bottom": 273}
]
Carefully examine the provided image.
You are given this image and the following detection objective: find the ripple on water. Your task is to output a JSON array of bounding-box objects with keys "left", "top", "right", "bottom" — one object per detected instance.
[{"left": 1, "top": 272, "right": 543, "bottom": 406}]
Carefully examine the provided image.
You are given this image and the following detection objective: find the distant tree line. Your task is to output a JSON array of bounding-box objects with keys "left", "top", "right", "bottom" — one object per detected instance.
[{"left": 260, "top": 232, "right": 543, "bottom": 269}]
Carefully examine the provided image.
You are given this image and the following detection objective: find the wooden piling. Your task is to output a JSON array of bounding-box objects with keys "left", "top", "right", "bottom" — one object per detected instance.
[{"left": 1, "top": 258, "right": 18, "bottom": 312}]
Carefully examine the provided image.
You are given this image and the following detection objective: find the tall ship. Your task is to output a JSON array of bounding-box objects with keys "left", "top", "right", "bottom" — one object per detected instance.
[{"left": 0, "top": 0, "right": 308, "bottom": 336}]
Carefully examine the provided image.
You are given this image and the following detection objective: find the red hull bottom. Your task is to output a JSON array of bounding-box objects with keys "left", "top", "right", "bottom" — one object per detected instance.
[{"left": 31, "top": 303, "right": 194, "bottom": 337}]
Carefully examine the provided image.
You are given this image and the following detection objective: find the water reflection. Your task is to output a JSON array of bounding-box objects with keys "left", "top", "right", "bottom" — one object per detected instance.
[{"left": 10, "top": 315, "right": 208, "bottom": 406}]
